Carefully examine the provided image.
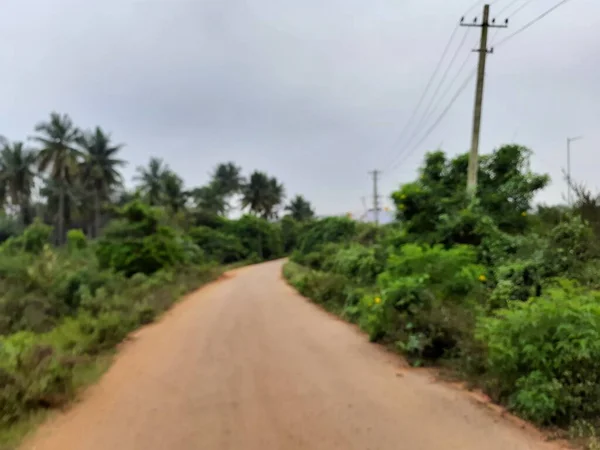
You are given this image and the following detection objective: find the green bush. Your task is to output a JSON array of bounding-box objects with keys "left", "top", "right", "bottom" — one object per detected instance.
[
  {"left": 297, "top": 217, "right": 357, "bottom": 255},
  {"left": 226, "top": 215, "right": 283, "bottom": 261},
  {"left": 327, "top": 244, "right": 385, "bottom": 285},
  {"left": 96, "top": 202, "right": 188, "bottom": 276},
  {"left": 2, "top": 220, "right": 52, "bottom": 255},
  {"left": 477, "top": 283, "right": 600, "bottom": 425},
  {"left": 188, "top": 226, "right": 245, "bottom": 263},
  {"left": 66, "top": 229, "right": 87, "bottom": 251},
  {"left": 374, "top": 244, "right": 486, "bottom": 360}
]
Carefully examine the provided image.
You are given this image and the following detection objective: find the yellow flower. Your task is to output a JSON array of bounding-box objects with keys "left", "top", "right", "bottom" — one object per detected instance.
[
  {"left": 478, "top": 274, "right": 487, "bottom": 282},
  {"left": 374, "top": 297, "right": 381, "bottom": 304},
  {"left": 521, "top": 211, "right": 527, "bottom": 217}
]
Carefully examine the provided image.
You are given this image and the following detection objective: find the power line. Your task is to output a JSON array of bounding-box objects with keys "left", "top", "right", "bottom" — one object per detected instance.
[
  {"left": 389, "top": 69, "right": 477, "bottom": 173},
  {"left": 489, "top": 0, "right": 532, "bottom": 46},
  {"left": 495, "top": 0, "right": 574, "bottom": 48},
  {"left": 397, "top": 29, "right": 471, "bottom": 157},
  {"left": 414, "top": 40, "right": 475, "bottom": 144},
  {"left": 380, "top": 1, "right": 495, "bottom": 172},
  {"left": 379, "top": 26, "right": 461, "bottom": 169},
  {"left": 494, "top": 0, "right": 522, "bottom": 16},
  {"left": 506, "top": 0, "right": 534, "bottom": 18}
]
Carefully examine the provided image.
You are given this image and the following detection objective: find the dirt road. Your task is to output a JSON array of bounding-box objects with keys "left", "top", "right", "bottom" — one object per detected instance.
[{"left": 23, "top": 260, "right": 563, "bottom": 450}]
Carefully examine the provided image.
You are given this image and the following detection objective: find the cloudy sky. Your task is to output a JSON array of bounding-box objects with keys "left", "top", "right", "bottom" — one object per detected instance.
[{"left": 1, "top": 0, "right": 598, "bottom": 216}]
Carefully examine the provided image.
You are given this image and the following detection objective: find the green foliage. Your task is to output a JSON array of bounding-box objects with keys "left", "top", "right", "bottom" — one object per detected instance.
[
  {"left": 66, "top": 229, "right": 87, "bottom": 251},
  {"left": 326, "top": 244, "right": 385, "bottom": 286},
  {"left": 280, "top": 216, "right": 301, "bottom": 254},
  {"left": 95, "top": 200, "right": 188, "bottom": 276},
  {"left": 188, "top": 226, "right": 246, "bottom": 263},
  {"left": 477, "top": 284, "right": 600, "bottom": 425},
  {"left": 297, "top": 217, "right": 357, "bottom": 255},
  {"left": 392, "top": 146, "right": 549, "bottom": 240},
  {"left": 2, "top": 220, "right": 52, "bottom": 254},
  {"left": 226, "top": 215, "right": 283, "bottom": 261}
]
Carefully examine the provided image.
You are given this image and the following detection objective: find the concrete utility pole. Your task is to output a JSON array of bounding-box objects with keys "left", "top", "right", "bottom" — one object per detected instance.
[
  {"left": 369, "top": 170, "right": 381, "bottom": 225},
  {"left": 567, "top": 136, "right": 583, "bottom": 206},
  {"left": 461, "top": 5, "right": 507, "bottom": 195}
]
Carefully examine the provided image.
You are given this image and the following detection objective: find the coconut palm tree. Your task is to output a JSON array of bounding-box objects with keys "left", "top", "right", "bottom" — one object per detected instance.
[
  {"left": 134, "top": 158, "right": 168, "bottom": 206},
  {"left": 285, "top": 195, "right": 315, "bottom": 221},
  {"left": 78, "top": 127, "right": 125, "bottom": 236},
  {"left": 241, "top": 171, "right": 285, "bottom": 219},
  {"left": 33, "top": 112, "right": 82, "bottom": 243},
  {"left": 212, "top": 162, "right": 243, "bottom": 196},
  {"left": 263, "top": 177, "right": 285, "bottom": 219},
  {"left": 191, "top": 183, "right": 228, "bottom": 215},
  {"left": 0, "top": 141, "right": 37, "bottom": 225},
  {"left": 161, "top": 170, "right": 188, "bottom": 213}
]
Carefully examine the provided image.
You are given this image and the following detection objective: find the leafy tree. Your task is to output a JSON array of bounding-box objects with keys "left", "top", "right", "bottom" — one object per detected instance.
[
  {"left": 393, "top": 145, "right": 549, "bottom": 240},
  {"left": 212, "top": 162, "right": 243, "bottom": 196},
  {"left": 241, "top": 171, "right": 285, "bottom": 219},
  {"left": 134, "top": 158, "right": 168, "bottom": 206},
  {"left": 0, "top": 141, "right": 37, "bottom": 225},
  {"left": 78, "top": 127, "right": 125, "bottom": 237},
  {"left": 191, "top": 184, "right": 228, "bottom": 215},
  {"left": 285, "top": 195, "right": 315, "bottom": 221},
  {"left": 161, "top": 170, "right": 188, "bottom": 213},
  {"left": 33, "top": 112, "right": 82, "bottom": 243}
]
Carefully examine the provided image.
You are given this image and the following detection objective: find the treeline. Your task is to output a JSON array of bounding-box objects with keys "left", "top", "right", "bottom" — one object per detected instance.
[
  {"left": 284, "top": 144, "right": 600, "bottom": 442},
  {"left": 0, "top": 112, "right": 315, "bottom": 443},
  {"left": 0, "top": 112, "right": 315, "bottom": 244}
]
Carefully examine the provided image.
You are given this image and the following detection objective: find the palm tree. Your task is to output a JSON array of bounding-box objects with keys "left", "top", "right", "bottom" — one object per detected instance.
[
  {"left": 191, "top": 183, "right": 228, "bottom": 215},
  {"left": 212, "top": 162, "right": 243, "bottom": 196},
  {"left": 33, "top": 112, "right": 82, "bottom": 243},
  {"left": 0, "top": 141, "right": 37, "bottom": 225},
  {"left": 134, "top": 158, "right": 168, "bottom": 206},
  {"left": 264, "top": 177, "right": 285, "bottom": 219},
  {"left": 241, "top": 171, "right": 285, "bottom": 219},
  {"left": 161, "top": 170, "right": 187, "bottom": 213},
  {"left": 285, "top": 195, "right": 315, "bottom": 221},
  {"left": 241, "top": 171, "right": 270, "bottom": 216},
  {"left": 78, "top": 127, "right": 125, "bottom": 236}
]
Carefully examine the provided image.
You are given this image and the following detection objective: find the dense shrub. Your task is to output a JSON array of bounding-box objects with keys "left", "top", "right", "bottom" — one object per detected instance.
[
  {"left": 95, "top": 201, "right": 189, "bottom": 276},
  {"left": 226, "top": 215, "right": 283, "bottom": 260},
  {"left": 326, "top": 244, "right": 385, "bottom": 285},
  {"left": 477, "top": 283, "right": 600, "bottom": 425},
  {"left": 1, "top": 219, "right": 52, "bottom": 255},
  {"left": 188, "top": 226, "right": 246, "bottom": 263},
  {"left": 297, "top": 217, "right": 357, "bottom": 255}
]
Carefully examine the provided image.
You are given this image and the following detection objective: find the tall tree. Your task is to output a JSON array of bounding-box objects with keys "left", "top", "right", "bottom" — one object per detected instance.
[
  {"left": 33, "top": 112, "right": 82, "bottom": 243},
  {"left": 134, "top": 158, "right": 168, "bottom": 206},
  {"left": 191, "top": 183, "right": 228, "bottom": 215},
  {"left": 161, "top": 170, "right": 187, "bottom": 213},
  {"left": 212, "top": 162, "right": 243, "bottom": 196},
  {"left": 285, "top": 195, "right": 315, "bottom": 221},
  {"left": 78, "top": 127, "right": 125, "bottom": 237},
  {"left": 264, "top": 177, "right": 285, "bottom": 219},
  {"left": 241, "top": 171, "right": 285, "bottom": 219},
  {"left": 0, "top": 141, "right": 37, "bottom": 225}
]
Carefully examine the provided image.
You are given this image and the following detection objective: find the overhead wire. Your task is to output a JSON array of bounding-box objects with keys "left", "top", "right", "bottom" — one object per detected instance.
[
  {"left": 489, "top": 0, "right": 533, "bottom": 46},
  {"left": 389, "top": 68, "right": 477, "bottom": 172},
  {"left": 378, "top": 26, "right": 461, "bottom": 170},
  {"left": 494, "top": 0, "right": 575, "bottom": 48},
  {"left": 392, "top": 28, "right": 471, "bottom": 161}
]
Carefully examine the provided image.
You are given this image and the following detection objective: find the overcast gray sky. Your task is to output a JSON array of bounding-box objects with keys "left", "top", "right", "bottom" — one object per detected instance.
[{"left": 1, "top": 0, "right": 598, "bottom": 216}]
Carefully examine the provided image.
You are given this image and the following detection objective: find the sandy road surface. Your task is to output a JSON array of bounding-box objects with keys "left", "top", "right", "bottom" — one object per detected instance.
[{"left": 23, "top": 260, "right": 563, "bottom": 450}]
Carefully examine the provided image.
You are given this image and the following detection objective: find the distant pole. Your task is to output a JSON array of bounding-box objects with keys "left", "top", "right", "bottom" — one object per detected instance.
[
  {"left": 567, "top": 136, "right": 583, "bottom": 206},
  {"left": 461, "top": 4, "right": 508, "bottom": 196},
  {"left": 369, "top": 170, "right": 381, "bottom": 225}
]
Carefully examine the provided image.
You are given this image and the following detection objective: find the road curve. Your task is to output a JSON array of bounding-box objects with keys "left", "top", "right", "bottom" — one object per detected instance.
[{"left": 23, "top": 260, "right": 563, "bottom": 450}]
